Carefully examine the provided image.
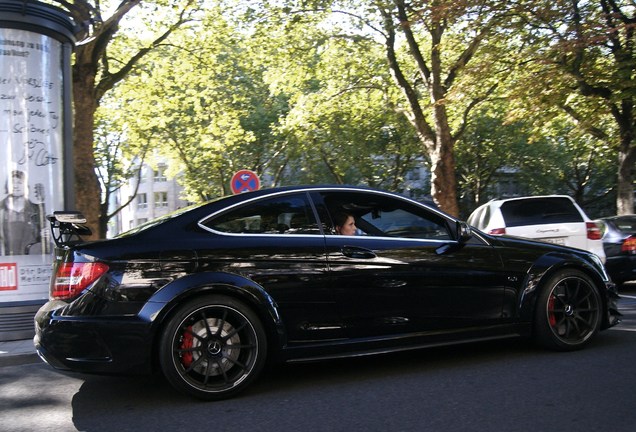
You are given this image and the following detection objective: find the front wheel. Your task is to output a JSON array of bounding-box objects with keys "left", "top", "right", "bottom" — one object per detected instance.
[
  {"left": 159, "top": 295, "right": 267, "bottom": 400},
  {"left": 534, "top": 270, "right": 602, "bottom": 351}
]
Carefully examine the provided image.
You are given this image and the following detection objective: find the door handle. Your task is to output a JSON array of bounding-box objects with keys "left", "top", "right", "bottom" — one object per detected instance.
[{"left": 341, "top": 246, "right": 376, "bottom": 259}]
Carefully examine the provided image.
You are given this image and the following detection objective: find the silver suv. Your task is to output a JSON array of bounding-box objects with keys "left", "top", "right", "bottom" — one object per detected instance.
[{"left": 467, "top": 195, "right": 605, "bottom": 261}]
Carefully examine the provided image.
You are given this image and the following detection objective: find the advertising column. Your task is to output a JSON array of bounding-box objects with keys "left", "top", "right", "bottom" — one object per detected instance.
[{"left": 0, "top": 0, "right": 75, "bottom": 340}]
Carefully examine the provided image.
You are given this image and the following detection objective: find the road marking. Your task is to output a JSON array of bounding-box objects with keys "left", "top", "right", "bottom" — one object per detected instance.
[{"left": 610, "top": 327, "right": 636, "bottom": 332}]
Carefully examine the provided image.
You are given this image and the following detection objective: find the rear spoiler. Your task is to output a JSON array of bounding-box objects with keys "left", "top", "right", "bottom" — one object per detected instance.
[{"left": 47, "top": 211, "right": 92, "bottom": 247}]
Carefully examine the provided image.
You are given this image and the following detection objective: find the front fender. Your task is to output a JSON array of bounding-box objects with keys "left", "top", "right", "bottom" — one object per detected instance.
[
  {"left": 138, "top": 271, "right": 286, "bottom": 348},
  {"left": 517, "top": 251, "right": 614, "bottom": 324}
]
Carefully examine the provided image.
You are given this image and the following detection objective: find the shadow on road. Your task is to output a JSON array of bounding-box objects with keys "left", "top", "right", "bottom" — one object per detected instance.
[{"left": 68, "top": 332, "right": 634, "bottom": 432}]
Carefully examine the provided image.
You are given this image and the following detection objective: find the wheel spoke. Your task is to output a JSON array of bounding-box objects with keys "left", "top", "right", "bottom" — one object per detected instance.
[
  {"left": 203, "top": 359, "right": 214, "bottom": 385},
  {"left": 569, "top": 280, "right": 580, "bottom": 303},
  {"left": 224, "top": 356, "right": 248, "bottom": 372},
  {"left": 227, "top": 343, "right": 255, "bottom": 350},
  {"left": 183, "top": 353, "right": 206, "bottom": 374},
  {"left": 201, "top": 311, "right": 213, "bottom": 338},
  {"left": 177, "top": 345, "right": 202, "bottom": 355},
  {"left": 573, "top": 313, "right": 593, "bottom": 330},
  {"left": 575, "top": 291, "right": 592, "bottom": 307},
  {"left": 182, "top": 325, "right": 205, "bottom": 343},
  {"left": 222, "top": 321, "right": 247, "bottom": 341},
  {"left": 216, "top": 359, "right": 230, "bottom": 384},
  {"left": 567, "top": 316, "right": 580, "bottom": 337}
]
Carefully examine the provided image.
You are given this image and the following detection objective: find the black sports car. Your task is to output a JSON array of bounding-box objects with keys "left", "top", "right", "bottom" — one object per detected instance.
[{"left": 35, "top": 185, "right": 621, "bottom": 400}]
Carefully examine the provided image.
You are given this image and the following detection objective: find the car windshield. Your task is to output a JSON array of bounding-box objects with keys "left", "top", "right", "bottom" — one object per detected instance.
[{"left": 500, "top": 198, "right": 583, "bottom": 227}]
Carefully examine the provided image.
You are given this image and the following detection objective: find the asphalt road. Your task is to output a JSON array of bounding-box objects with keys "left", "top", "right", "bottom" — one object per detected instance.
[{"left": 2, "top": 293, "right": 636, "bottom": 432}]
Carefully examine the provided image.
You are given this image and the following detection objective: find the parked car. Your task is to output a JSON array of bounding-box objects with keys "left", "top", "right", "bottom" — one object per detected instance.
[
  {"left": 467, "top": 195, "right": 605, "bottom": 261},
  {"left": 595, "top": 215, "right": 636, "bottom": 285},
  {"left": 35, "top": 186, "right": 620, "bottom": 400}
]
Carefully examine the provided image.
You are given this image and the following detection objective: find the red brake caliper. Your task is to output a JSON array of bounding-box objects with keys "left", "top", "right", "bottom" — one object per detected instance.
[
  {"left": 180, "top": 326, "right": 194, "bottom": 367},
  {"left": 548, "top": 295, "right": 556, "bottom": 327}
]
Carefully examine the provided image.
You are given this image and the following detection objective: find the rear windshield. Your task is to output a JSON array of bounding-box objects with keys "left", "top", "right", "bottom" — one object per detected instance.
[
  {"left": 612, "top": 217, "right": 636, "bottom": 233},
  {"left": 500, "top": 197, "right": 583, "bottom": 227}
]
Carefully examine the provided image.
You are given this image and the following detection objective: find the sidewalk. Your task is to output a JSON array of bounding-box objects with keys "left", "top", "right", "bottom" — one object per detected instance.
[{"left": 0, "top": 337, "right": 39, "bottom": 367}]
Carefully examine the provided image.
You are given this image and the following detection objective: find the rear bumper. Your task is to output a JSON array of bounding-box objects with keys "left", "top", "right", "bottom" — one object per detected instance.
[{"left": 34, "top": 301, "right": 154, "bottom": 375}]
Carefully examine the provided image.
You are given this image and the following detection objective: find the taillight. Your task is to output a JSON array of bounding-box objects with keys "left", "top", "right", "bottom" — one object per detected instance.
[
  {"left": 51, "top": 262, "right": 109, "bottom": 300},
  {"left": 489, "top": 228, "right": 506, "bottom": 235},
  {"left": 586, "top": 222, "right": 602, "bottom": 240},
  {"left": 621, "top": 236, "right": 636, "bottom": 254}
]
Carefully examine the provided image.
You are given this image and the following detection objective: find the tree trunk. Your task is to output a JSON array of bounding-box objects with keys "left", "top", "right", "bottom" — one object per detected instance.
[
  {"left": 72, "top": 64, "right": 102, "bottom": 240},
  {"left": 429, "top": 100, "right": 459, "bottom": 217},
  {"left": 617, "top": 142, "right": 636, "bottom": 215},
  {"left": 430, "top": 142, "right": 459, "bottom": 217}
]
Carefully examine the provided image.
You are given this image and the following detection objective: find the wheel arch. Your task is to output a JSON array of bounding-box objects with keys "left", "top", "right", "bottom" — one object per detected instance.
[
  {"left": 517, "top": 252, "right": 611, "bottom": 324},
  {"left": 138, "top": 272, "right": 286, "bottom": 372}
]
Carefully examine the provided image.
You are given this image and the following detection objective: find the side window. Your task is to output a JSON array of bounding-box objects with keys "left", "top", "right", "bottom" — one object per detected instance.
[
  {"left": 203, "top": 193, "right": 321, "bottom": 235},
  {"left": 360, "top": 207, "right": 450, "bottom": 240},
  {"left": 322, "top": 191, "right": 451, "bottom": 240}
]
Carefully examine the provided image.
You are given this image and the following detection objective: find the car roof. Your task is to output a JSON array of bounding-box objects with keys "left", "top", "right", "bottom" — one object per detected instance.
[
  {"left": 485, "top": 195, "right": 574, "bottom": 206},
  {"left": 116, "top": 185, "right": 448, "bottom": 238}
]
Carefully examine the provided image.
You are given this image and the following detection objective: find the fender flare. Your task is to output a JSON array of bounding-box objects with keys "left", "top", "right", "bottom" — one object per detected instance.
[{"left": 517, "top": 251, "right": 609, "bottom": 322}]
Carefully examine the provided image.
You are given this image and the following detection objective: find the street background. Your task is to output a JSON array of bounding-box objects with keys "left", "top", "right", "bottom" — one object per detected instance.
[{"left": 1, "top": 289, "right": 635, "bottom": 432}]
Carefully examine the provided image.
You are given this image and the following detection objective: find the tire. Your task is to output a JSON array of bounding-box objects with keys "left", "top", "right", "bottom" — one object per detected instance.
[
  {"left": 534, "top": 270, "right": 602, "bottom": 351},
  {"left": 159, "top": 295, "right": 267, "bottom": 400}
]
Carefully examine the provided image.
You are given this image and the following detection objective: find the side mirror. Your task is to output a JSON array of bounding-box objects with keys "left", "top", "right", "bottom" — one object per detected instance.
[
  {"left": 436, "top": 221, "right": 473, "bottom": 255},
  {"left": 457, "top": 221, "right": 472, "bottom": 244}
]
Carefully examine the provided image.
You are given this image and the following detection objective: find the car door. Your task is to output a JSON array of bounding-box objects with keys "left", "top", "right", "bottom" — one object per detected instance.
[
  {"left": 198, "top": 191, "right": 343, "bottom": 344},
  {"left": 315, "top": 190, "right": 507, "bottom": 339}
]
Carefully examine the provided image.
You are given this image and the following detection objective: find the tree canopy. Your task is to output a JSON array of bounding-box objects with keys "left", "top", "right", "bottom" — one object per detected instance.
[{"left": 54, "top": 0, "right": 634, "bottom": 235}]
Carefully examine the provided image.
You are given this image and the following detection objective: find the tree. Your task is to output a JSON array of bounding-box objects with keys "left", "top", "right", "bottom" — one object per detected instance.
[
  {"left": 267, "top": 1, "right": 512, "bottom": 216},
  {"left": 455, "top": 104, "right": 535, "bottom": 213},
  {"left": 512, "top": 0, "right": 636, "bottom": 214},
  {"left": 259, "top": 13, "right": 422, "bottom": 190},
  {"left": 93, "top": 99, "right": 151, "bottom": 237},
  {"left": 52, "top": 0, "right": 199, "bottom": 238},
  {"left": 106, "top": 4, "right": 291, "bottom": 202}
]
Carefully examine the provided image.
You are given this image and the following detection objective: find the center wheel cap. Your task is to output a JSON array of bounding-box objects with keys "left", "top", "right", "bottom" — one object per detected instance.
[
  {"left": 207, "top": 340, "right": 223, "bottom": 356},
  {"left": 565, "top": 305, "right": 574, "bottom": 316}
]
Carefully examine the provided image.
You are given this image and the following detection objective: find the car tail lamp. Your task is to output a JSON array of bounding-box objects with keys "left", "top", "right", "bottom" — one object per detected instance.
[
  {"left": 586, "top": 222, "right": 602, "bottom": 240},
  {"left": 51, "top": 262, "right": 109, "bottom": 300},
  {"left": 621, "top": 236, "right": 636, "bottom": 254},
  {"left": 489, "top": 228, "right": 506, "bottom": 235}
]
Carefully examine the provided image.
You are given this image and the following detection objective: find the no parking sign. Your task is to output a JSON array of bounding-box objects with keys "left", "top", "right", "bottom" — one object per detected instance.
[{"left": 230, "top": 170, "right": 260, "bottom": 194}]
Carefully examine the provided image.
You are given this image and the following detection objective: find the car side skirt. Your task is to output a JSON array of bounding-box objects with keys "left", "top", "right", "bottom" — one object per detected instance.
[{"left": 279, "top": 322, "right": 530, "bottom": 363}]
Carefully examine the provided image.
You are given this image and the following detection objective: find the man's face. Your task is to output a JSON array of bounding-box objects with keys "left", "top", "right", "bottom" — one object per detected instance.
[{"left": 9, "top": 175, "right": 25, "bottom": 197}]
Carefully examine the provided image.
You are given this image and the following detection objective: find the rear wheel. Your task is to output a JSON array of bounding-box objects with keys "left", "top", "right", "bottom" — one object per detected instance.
[
  {"left": 534, "top": 270, "right": 602, "bottom": 351},
  {"left": 159, "top": 295, "right": 266, "bottom": 400}
]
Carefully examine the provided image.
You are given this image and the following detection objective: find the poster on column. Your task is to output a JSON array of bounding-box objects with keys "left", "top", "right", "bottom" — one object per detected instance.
[{"left": 0, "top": 29, "right": 65, "bottom": 302}]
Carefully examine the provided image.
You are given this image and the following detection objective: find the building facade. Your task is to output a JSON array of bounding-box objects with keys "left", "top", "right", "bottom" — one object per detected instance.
[{"left": 109, "top": 163, "right": 191, "bottom": 237}]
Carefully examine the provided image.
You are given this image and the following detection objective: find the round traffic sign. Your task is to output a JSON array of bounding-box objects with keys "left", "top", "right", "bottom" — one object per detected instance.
[{"left": 230, "top": 169, "right": 260, "bottom": 194}]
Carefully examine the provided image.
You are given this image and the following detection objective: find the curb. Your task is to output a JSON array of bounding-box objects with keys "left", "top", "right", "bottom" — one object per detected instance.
[{"left": 0, "top": 352, "right": 39, "bottom": 367}]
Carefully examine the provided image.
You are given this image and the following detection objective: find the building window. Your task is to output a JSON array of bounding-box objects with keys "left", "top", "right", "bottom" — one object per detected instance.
[
  {"left": 137, "top": 193, "right": 147, "bottom": 209},
  {"left": 154, "top": 165, "right": 167, "bottom": 182},
  {"left": 155, "top": 191, "right": 169, "bottom": 208}
]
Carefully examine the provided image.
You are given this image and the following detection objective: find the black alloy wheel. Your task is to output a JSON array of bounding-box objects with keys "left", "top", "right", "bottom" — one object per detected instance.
[
  {"left": 534, "top": 270, "right": 602, "bottom": 351},
  {"left": 159, "top": 295, "right": 267, "bottom": 400}
]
